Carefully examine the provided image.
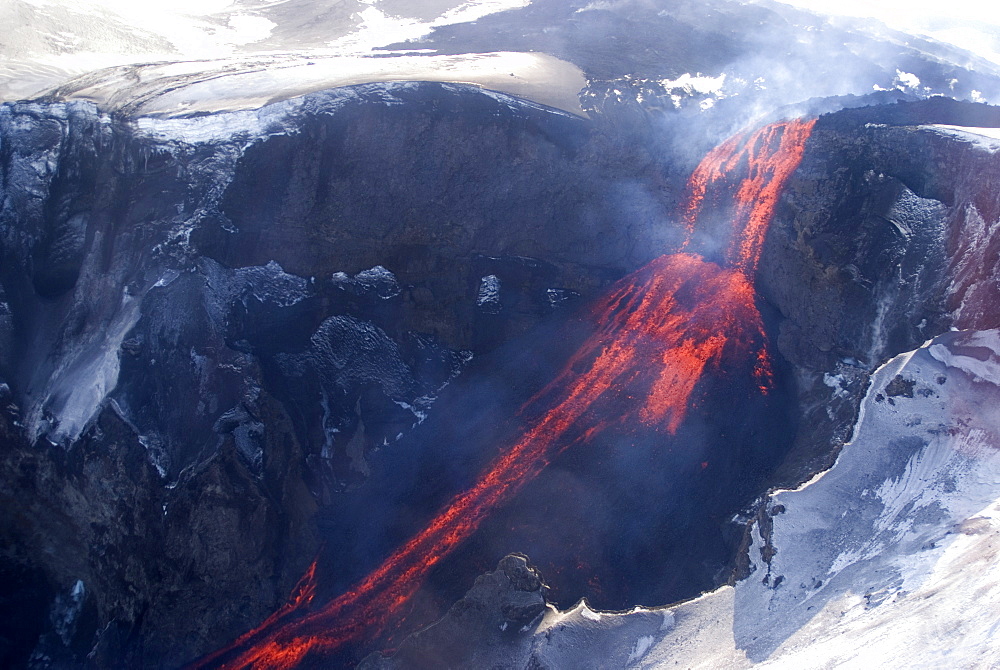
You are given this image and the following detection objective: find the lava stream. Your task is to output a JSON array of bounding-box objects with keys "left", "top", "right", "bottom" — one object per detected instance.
[
  {"left": 191, "top": 117, "right": 815, "bottom": 670},
  {"left": 683, "top": 118, "right": 816, "bottom": 275}
]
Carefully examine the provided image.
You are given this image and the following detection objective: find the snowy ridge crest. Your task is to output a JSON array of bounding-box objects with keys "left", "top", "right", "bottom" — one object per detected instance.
[{"left": 132, "top": 80, "right": 574, "bottom": 147}]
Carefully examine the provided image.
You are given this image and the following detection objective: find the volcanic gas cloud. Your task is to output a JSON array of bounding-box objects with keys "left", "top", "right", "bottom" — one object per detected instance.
[{"left": 192, "top": 117, "right": 816, "bottom": 669}]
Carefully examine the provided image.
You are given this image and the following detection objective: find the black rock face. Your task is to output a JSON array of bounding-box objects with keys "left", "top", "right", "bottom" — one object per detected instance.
[
  {"left": 758, "top": 99, "right": 1000, "bottom": 480},
  {"left": 0, "top": 80, "right": 997, "bottom": 668},
  {"left": 358, "top": 554, "right": 548, "bottom": 670}
]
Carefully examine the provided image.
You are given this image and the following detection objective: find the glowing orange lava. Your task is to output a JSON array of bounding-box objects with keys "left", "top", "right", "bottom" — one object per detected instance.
[
  {"left": 190, "top": 118, "right": 815, "bottom": 669},
  {"left": 683, "top": 119, "right": 816, "bottom": 276}
]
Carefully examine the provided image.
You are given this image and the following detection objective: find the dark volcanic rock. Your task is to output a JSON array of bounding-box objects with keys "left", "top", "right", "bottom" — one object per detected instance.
[
  {"left": 884, "top": 374, "right": 916, "bottom": 398},
  {"left": 202, "top": 82, "right": 676, "bottom": 351},
  {"left": 358, "top": 554, "right": 548, "bottom": 670},
  {"left": 0, "top": 389, "right": 318, "bottom": 667},
  {"left": 0, "top": 83, "right": 676, "bottom": 665}
]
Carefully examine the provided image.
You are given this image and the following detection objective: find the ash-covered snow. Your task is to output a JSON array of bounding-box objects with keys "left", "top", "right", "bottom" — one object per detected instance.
[
  {"left": 196, "top": 258, "right": 311, "bottom": 315},
  {"left": 487, "top": 328, "right": 1000, "bottom": 668},
  {"left": 477, "top": 274, "right": 502, "bottom": 314},
  {"left": 51, "top": 579, "right": 85, "bottom": 646},
  {"left": 943, "top": 198, "right": 1000, "bottom": 330},
  {"left": 467, "top": 82, "right": 583, "bottom": 119},
  {"left": 847, "top": 181, "right": 947, "bottom": 365},
  {"left": 276, "top": 315, "right": 415, "bottom": 404},
  {"left": 546, "top": 287, "right": 580, "bottom": 308},
  {"left": 331, "top": 265, "right": 401, "bottom": 299},
  {"left": 54, "top": 51, "right": 585, "bottom": 125},
  {"left": 132, "top": 84, "right": 385, "bottom": 146},
  {"left": 214, "top": 404, "right": 265, "bottom": 473},
  {"left": 927, "top": 330, "right": 1000, "bottom": 382},
  {"left": 22, "top": 290, "right": 142, "bottom": 446}
]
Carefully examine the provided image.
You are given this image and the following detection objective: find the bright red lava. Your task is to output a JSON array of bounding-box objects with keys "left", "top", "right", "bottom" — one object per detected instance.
[{"left": 190, "top": 118, "right": 815, "bottom": 670}]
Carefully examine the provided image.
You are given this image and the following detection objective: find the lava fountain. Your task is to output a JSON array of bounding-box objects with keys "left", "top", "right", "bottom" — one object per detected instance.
[{"left": 190, "top": 117, "right": 815, "bottom": 669}]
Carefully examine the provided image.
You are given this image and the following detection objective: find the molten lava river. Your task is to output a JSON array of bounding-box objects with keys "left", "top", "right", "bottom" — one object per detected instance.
[{"left": 192, "top": 118, "right": 816, "bottom": 669}]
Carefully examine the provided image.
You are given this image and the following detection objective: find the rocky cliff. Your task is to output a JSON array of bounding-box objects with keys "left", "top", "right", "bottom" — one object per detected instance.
[{"left": 0, "top": 83, "right": 674, "bottom": 666}]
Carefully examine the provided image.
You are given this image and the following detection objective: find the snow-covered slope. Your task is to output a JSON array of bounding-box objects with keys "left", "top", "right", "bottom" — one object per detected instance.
[
  {"left": 43, "top": 51, "right": 586, "bottom": 118},
  {"left": 927, "top": 124, "right": 1000, "bottom": 153},
  {"left": 0, "top": 0, "right": 586, "bottom": 116}
]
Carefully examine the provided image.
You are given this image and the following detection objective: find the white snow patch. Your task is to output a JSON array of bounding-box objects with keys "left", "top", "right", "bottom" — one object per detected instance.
[
  {"left": 25, "top": 289, "right": 143, "bottom": 445},
  {"left": 138, "top": 434, "right": 169, "bottom": 478},
  {"left": 576, "top": 1, "right": 618, "bottom": 11},
  {"left": 477, "top": 274, "right": 502, "bottom": 313},
  {"left": 626, "top": 635, "right": 655, "bottom": 664},
  {"left": 152, "top": 268, "right": 181, "bottom": 288},
  {"left": 823, "top": 372, "right": 850, "bottom": 399},
  {"left": 659, "top": 72, "right": 727, "bottom": 96},
  {"left": 331, "top": 0, "right": 529, "bottom": 55},
  {"left": 226, "top": 14, "right": 275, "bottom": 44},
  {"left": 394, "top": 399, "right": 429, "bottom": 425},
  {"left": 924, "top": 124, "right": 1000, "bottom": 153},
  {"left": 928, "top": 330, "right": 1000, "bottom": 383}
]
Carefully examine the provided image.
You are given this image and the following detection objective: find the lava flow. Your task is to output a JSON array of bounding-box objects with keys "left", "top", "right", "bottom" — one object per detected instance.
[
  {"left": 685, "top": 118, "right": 816, "bottom": 275},
  {"left": 190, "top": 117, "right": 815, "bottom": 669}
]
